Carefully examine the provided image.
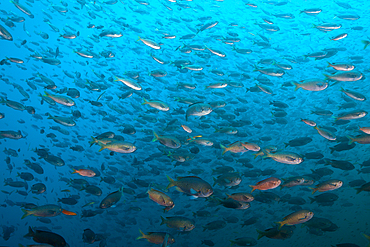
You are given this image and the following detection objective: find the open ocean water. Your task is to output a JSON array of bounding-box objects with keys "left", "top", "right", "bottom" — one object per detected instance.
[{"left": 0, "top": 0, "right": 370, "bottom": 246}]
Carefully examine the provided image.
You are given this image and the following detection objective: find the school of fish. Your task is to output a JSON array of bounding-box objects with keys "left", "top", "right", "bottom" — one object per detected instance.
[{"left": 0, "top": 0, "right": 370, "bottom": 246}]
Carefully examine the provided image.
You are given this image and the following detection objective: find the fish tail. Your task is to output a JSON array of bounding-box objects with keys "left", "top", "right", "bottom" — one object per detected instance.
[
  {"left": 21, "top": 209, "right": 31, "bottom": 219},
  {"left": 220, "top": 144, "right": 228, "bottom": 155},
  {"left": 355, "top": 188, "right": 362, "bottom": 194},
  {"left": 44, "top": 91, "right": 51, "bottom": 97},
  {"left": 256, "top": 229, "right": 265, "bottom": 240},
  {"left": 97, "top": 143, "right": 106, "bottom": 152},
  {"left": 309, "top": 197, "right": 315, "bottom": 204},
  {"left": 136, "top": 229, "right": 146, "bottom": 240},
  {"left": 23, "top": 226, "right": 34, "bottom": 237},
  {"left": 309, "top": 187, "right": 317, "bottom": 194},
  {"left": 142, "top": 98, "right": 148, "bottom": 105},
  {"left": 89, "top": 136, "right": 97, "bottom": 147},
  {"left": 327, "top": 62, "right": 332, "bottom": 68},
  {"left": 346, "top": 135, "right": 354, "bottom": 145},
  {"left": 249, "top": 185, "right": 256, "bottom": 193},
  {"left": 71, "top": 168, "right": 77, "bottom": 174},
  {"left": 293, "top": 82, "right": 300, "bottom": 91},
  {"left": 362, "top": 233, "right": 370, "bottom": 243},
  {"left": 152, "top": 131, "right": 159, "bottom": 142},
  {"left": 361, "top": 40, "right": 370, "bottom": 49},
  {"left": 166, "top": 175, "right": 175, "bottom": 190},
  {"left": 160, "top": 216, "right": 166, "bottom": 225},
  {"left": 323, "top": 73, "right": 330, "bottom": 80},
  {"left": 276, "top": 221, "right": 285, "bottom": 230},
  {"left": 46, "top": 113, "right": 53, "bottom": 119}
]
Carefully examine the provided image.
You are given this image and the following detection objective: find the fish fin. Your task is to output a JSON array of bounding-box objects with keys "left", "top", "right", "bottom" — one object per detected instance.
[
  {"left": 275, "top": 221, "right": 284, "bottom": 230},
  {"left": 362, "top": 233, "right": 370, "bottom": 242},
  {"left": 97, "top": 143, "right": 106, "bottom": 152},
  {"left": 23, "top": 226, "right": 34, "bottom": 238},
  {"left": 136, "top": 229, "right": 146, "bottom": 240},
  {"left": 166, "top": 175, "right": 175, "bottom": 190},
  {"left": 256, "top": 229, "right": 265, "bottom": 240},
  {"left": 249, "top": 185, "right": 256, "bottom": 193},
  {"left": 160, "top": 216, "right": 166, "bottom": 225},
  {"left": 190, "top": 195, "right": 198, "bottom": 200},
  {"left": 89, "top": 136, "right": 97, "bottom": 147},
  {"left": 346, "top": 135, "right": 354, "bottom": 145},
  {"left": 220, "top": 144, "right": 228, "bottom": 155},
  {"left": 293, "top": 82, "right": 300, "bottom": 91},
  {"left": 142, "top": 98, "right": 148, "bottom": 105},
  {"left": 361, "top": 40, "right": 370, "bottom": 49},
  {"left": 21, "top": 209, "right": 31, "bottom": 219},
  {"left": 309, "top": 187, "right": 317, "bottom": 194},
  {"left": 190, "top": 188, "right": 197, "bottom": 195},
  {"left": 152, "top": 131, "right": 159, "bottom": 142}
]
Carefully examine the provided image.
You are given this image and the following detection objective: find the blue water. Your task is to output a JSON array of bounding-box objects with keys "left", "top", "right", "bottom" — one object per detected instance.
[{"left": 1, "top": 0, "right": 370, "bottom": 246}]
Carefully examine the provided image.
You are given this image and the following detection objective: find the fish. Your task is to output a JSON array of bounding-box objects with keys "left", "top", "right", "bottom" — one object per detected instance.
[
  {"left": 276, "top": 210, "right": 314, "bottom": 229},
  {"left": 99, "top": 187, "right": 123, "bottom": 209},
  {"left": 166, "top": 175, "right": 213, "bottom": 198}
]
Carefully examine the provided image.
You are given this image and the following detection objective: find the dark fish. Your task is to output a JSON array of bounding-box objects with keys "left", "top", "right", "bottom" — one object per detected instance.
[{"left": 24, "top": 226, "right": 67, "bottom": 247}]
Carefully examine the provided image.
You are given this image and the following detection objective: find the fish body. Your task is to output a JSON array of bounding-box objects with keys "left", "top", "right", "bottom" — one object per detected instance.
[
  {"left": 166, "top": 175, "right": 213, "bottom": 198},
  {"left": 21, "top": 204, "right": 62, "bottom": 219},
  {"left": 99, "top": 188, "right": 123, "bottom": 209},
  {"left": 276, "top": 210, "right": 314, "bottom": 229},
  {"left": 186, "top": 103, "right": 212, "bottom": 121},
  {"left": 264, "top": 151, "right": 303, "bottom": 165},
  {"left": 250, "top": 177, "right": 281, "bottom": 192}
]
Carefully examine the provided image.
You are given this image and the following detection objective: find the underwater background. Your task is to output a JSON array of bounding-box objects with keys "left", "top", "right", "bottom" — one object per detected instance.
[{"left": 1, "top": 0, "right": 370, "bottom": 246}]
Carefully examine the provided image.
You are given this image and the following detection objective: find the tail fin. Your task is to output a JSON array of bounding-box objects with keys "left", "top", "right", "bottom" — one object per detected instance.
[
  {"left": 21, "top": 209, "right": 31, "bottom": 219},
  {"left": 361, "top": 40, "right": 370, "bottom": 50},
  {"left": 23, "top": 226, "right": 34, "bottom": 238},
  {"left": 142, "top": 98, "right": 149, "bottom": 105},
  {"left": 293, "top": 82, "right": 300, "bottom": 91},
  {"left": 152, "top": 131, "right": 159, "bottom": 142},
  {"left": 89, "top": 136, "right": 97, "bottom": 147},
  {"left": 166, "top": 175, "right": 175, "bottom": 190},
  {"left": 249, "top": 185, "right": 256, "bottom": 193},
  {"left": 220, "top": 144, "right": 228, "bottom": 155},
  {"left": 98, "top": 143, "right": 106, "bottom": 152},
  {"left": 347, "top": 135, "right": 355, "bottom": 145},
  {"left": 276, "top": 221, "right": 284, "bottom": 230},
  {"left": 136, "top": 229, "right": 146, "bottom": 240},
  {"left": 256, "top": 229, "right": 265, "bottom": 240},
  {"left": 355, "top": 188, "right": 362, "bottom": 194},
  {"left": 160, "top": 216, "right": 166, "bottom": 225},
  {"left": 310, "top": 187, "right": 318, "bottom": 194},
  {"left": 362, "top": 233, "right": 370, "bottom": 246}
]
